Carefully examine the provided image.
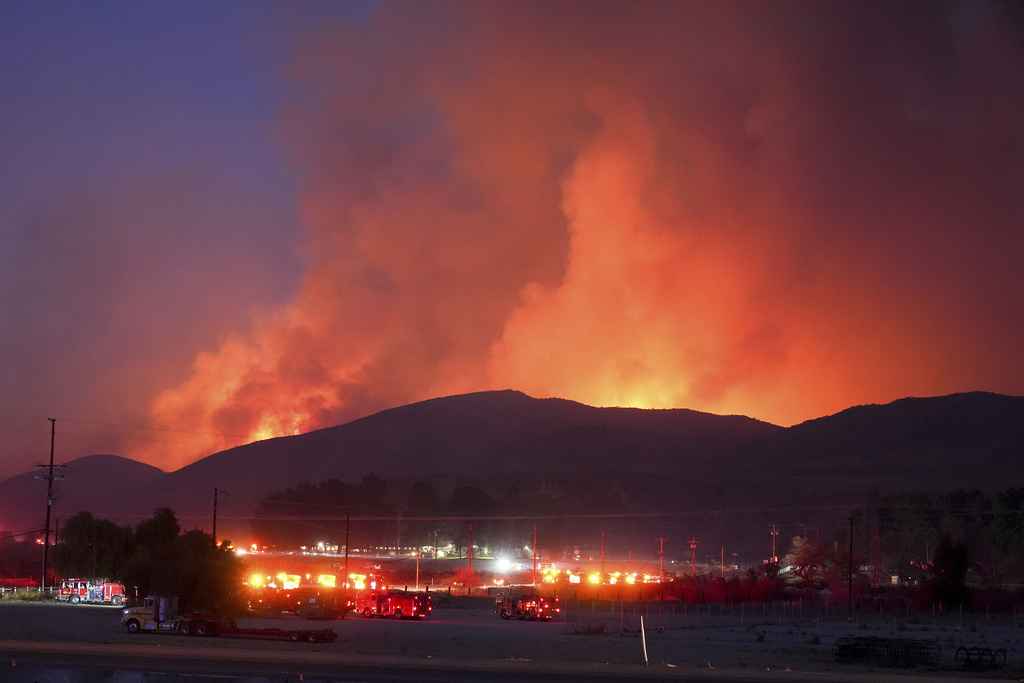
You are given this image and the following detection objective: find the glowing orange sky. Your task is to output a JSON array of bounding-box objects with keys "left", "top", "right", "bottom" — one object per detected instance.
[{"left": 129, "top": 1, "right": 1024, "bottom": 470}]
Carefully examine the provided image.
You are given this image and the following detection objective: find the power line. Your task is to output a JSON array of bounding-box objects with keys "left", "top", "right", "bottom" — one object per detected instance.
[{"left": 0, "top": 414, "right": 249, "bottom": 448}]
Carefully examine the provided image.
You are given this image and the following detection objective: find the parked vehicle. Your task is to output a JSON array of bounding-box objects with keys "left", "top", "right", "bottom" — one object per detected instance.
[
  {"left": 56, "top": 579, "right": 126, "bottom": 606},
  {"left": 121, "top": 595, "right": 337, "bottom": 643},
  {"left": 495, "top": 593, "right": 560, "bottom": 620},
  {"left": 247, "top": 585, "right": 352, "bottom": 619},
  {"left": 355, "top": 590, "right": 432, "bottom": 619}
]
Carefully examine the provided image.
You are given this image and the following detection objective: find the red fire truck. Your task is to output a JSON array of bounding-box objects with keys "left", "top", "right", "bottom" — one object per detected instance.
[
  {"left": 247, "top": 585, "right": 352, "bottom": 619},
  {"left": 355, "top": 590, "right": 432, "bottom": 619},
  {"left": 495, "top": 593, "right": 560, "bottom": 620},
  {"left": 57, "top": 579, "right": 126, "bottom": 605}
]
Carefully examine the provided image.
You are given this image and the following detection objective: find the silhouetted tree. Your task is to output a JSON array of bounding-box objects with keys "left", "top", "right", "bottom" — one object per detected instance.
[
  {"left": 121, "top": 509, "right": 242, "bottom": 613},
  {"left": 52, "top": 511, "right": 132, "bottom": 581},
  {"left": 446, "top": 486, "right": 496, "bottom": 517},
  {"left": 920, "top": 534, "right": 970, "bottom": 609},
  {"left": 865, "top": 488, "right": 1024, "bottom": 587},
  {"left": 405, "top": 481, "right": 442, "bottom": 516},
  {"left": 444, "top": 485, "right": 498, "bottom": 551},
  {"left": 783, "top": 536, "right": 842, "bottom": 588},
  {"left": 251, "top": 474, "right": 394, "bottom": 549},
  {"left": 402, "top": 480, "right": 442, "bottom": 548},
  {"left": 134, "top": 507, "right": 180, "bottom": 551}
]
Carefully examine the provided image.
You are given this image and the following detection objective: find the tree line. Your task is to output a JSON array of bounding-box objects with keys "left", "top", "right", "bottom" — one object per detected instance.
[
  {"left": 868, "top": 488, "right": 1024, "bottom": 586},
  {"left": 251, "top": 473, "right": 510, "bottom": 555},
  {"left": 53, "top": 508, "right": 241, "bottom": 613},
  {"left": 782, "top": 487, "right": 1024, "bottom": 608}
]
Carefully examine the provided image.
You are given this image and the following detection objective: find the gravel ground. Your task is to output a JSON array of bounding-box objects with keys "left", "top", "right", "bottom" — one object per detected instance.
[{"left": 1, "top": 600, "right": 1022, "bottom": 680}]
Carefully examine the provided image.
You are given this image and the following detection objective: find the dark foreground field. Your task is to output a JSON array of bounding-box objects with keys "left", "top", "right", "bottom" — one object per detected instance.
[{"left": 0, "top": 599, "right": 1021, "bottom": 681}]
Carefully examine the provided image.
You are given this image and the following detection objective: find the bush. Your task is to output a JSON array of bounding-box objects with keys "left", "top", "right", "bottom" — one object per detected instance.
[{"left": 0, "top": 589, "right": 54, "bottom": 603}]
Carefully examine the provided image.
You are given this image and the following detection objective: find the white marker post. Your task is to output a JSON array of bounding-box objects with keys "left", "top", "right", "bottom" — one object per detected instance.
[{"left": 641, "top": 615, "right": 649, "bottom": 664}]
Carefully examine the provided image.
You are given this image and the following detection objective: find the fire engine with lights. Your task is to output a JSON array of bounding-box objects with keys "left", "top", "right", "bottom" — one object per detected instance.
[
  {"left": 244, "top": 570, "right": 355, "bottom": 619},
  {"left": 495, "top": 593, "right": 560, "bottom": 620},
  {"left": 56, "top": 579, "right": 126, "bottom": 605},
  {"left": 355, "top": 590, "right": 432, "bottom": 619},
  {"left": 121, "top": 595, "right": 337, "bottom": 642}
]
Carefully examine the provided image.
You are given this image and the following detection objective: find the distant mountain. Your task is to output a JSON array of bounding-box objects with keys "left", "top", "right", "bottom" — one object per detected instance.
[
  {"left": 1, "top": 390, "right": 1021, "bottom": 562},
  {"left": 0, "top": 454, "right": 165, "bottom": 539},
  {"left": 168, "top": 389, "right": 780, "bottom": 485},
  {"left": 723, "top": 392, "right": 1024, "bottom": 484}
]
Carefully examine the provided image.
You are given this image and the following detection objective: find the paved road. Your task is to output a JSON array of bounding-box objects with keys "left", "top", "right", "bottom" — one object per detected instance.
[{"left": 0, "top": 602, "right": 696, "bottom": 682}]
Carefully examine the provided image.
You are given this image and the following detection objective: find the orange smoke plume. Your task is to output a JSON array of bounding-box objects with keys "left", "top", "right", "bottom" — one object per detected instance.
[{"left": 137, "top": 1, "right": 1024, "bottom": 469}]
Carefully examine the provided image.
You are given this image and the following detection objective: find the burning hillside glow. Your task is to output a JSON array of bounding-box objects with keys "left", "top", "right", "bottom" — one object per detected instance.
[{"left": 132, "top": 1, "right": 1024, "bottom": 470}]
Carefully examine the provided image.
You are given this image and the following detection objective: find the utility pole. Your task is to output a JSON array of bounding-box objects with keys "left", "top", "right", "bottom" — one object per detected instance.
[
  {"left": 848, "top": 517, "right": 854, "bottom": 620},
  {"left": 769, "top": 523, "right": 779, "bottom": 563},
  {"left": 656, "top": 537, "right": 667, "bottom": 578},
  {"left": 467, "top": 523, "right": 473, "bottom": 571},
  {"left": 532, "top": 524, "right": 538, "bottom": 586},
  {"left": 344, "top": 512, "right": 350, "bottom": 590},
  {"left": 600, "top": 530, "right": 606, "bottom": 579},
  {"left": 689, "top": 537, "right": 698, "bottom": 576},
  {"left": 209, "top": 488, "right": 227, "bottom": 545},
  {"left": 870, "top": 492, "right": 881, "bottom": 589},
  {"left": 36, "top": 418, "right": 64, "bottom": 591}
]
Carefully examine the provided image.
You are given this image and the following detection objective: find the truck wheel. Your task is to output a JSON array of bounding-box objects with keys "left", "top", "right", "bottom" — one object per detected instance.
[
  {"left": 290, "top": 631, "right": 301, "bottom": 642},
  {"left": 195, "top": 621, "right": 213, "bottom": 637},
  {"left": 69, "top": 595, "right": 80, "bottom": 605},
  {"left": 111, "top": 595, "right": 123, "bottom": 606},
  {"left": 500, "top": 609, "right": 511, "bottom": 619},
  {"left": 125, "top": 620, "right": 141, "bottom": 634},
  {"left": 179, "top": 622, "right": 194, "bottom": 636},
  {"left": 307, "top": 632, "right": 318, "bottom": 643},
  {"left": 393, "top": 609, "right": 403, "bottom": 620},
  {"left": 363, "top": 607, "right": 373, "bottom": 618}
]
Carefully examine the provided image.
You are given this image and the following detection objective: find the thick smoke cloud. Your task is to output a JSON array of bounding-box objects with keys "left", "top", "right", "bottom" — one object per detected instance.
[{"left": 142, "top": 0, "right": 1024, "bottom": 469}]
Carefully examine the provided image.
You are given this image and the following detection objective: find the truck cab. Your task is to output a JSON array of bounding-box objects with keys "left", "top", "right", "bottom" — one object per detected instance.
[{"left": 121, "top": 595, "right": 183, "bottom": 633}]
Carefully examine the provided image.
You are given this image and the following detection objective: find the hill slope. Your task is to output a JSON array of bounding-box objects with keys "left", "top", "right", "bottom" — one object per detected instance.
[
  {"left": 2, "top": 390, "right": 1022, "bottom": 560},
  {"left": 0, "top": 455, "right": 165, "bottom": 538}
]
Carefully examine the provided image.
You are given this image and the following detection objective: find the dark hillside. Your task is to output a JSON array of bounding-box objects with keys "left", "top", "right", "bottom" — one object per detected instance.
[
  {"left": 718, "top": 392, "right": 1024, "bottom": 491},
  {"left": 3, "top": 390, "right": 1022, "bottom": 561},
  {"left": 0, "top": 455, "right": 165, "bottom": 536},
  {"left": 151, "top": 390, "right": 779, "bottom": 531}
]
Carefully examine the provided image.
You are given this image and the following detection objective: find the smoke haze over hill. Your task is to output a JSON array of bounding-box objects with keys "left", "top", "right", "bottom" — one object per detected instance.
[{"left": 2, "top": 2, "right": 1023, "bottom": 475}]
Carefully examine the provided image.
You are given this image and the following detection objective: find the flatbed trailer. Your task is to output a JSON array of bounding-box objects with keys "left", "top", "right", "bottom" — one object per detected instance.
[{"left": 122, "top": 596, "right": 337, "bottom": 643}]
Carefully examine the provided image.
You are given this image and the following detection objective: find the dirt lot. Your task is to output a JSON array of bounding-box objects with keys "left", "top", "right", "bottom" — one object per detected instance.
[{"left": 1, "top": 598, "right": 1022, "bottom": 680}]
